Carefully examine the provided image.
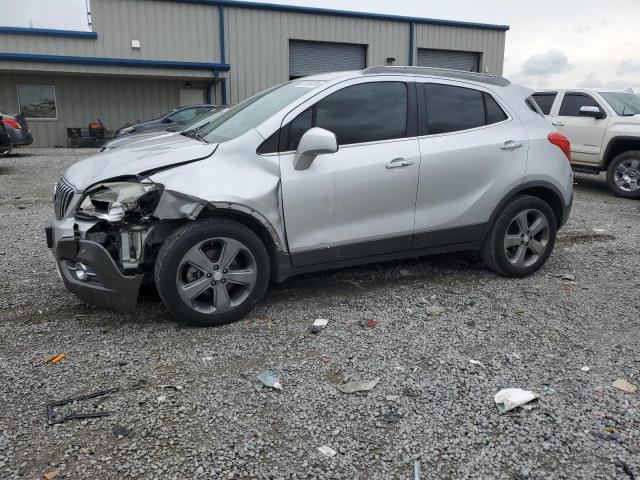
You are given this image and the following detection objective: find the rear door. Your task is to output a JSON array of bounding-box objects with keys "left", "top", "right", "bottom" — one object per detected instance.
[
  {"left": 550, "top": 91, "right": 609, "bottom": 165},
  {"left": 277, "top": 78, "right": 420, "bottom": 266},
  {"left": 413, "top": 80, "right": 529, "bottom": 246}
]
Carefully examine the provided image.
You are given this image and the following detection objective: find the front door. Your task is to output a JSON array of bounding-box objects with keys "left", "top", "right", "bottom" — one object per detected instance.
[
  {"left": 551, "top": 91, "right": 609, "bottom": 165},
  {"left": 278, "top": 79, "right": 420, "bottom": 266}
]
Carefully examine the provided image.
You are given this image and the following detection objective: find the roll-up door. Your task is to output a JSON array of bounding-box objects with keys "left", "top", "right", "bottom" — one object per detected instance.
[
  {"left": 289, "top": 40, "right": 367, "bottom": 79},
  {"left": 417, "top": 48, "right": 480, "bottom": 72}
]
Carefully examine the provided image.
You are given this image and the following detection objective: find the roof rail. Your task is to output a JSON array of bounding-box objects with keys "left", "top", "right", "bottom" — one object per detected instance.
[{"left": 362, "top": 66, "right": 511, "bottom": 86}]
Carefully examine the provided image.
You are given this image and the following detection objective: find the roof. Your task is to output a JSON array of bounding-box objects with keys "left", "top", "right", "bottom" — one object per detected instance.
[
  {"left": 363, "top": 66, "right": 511, "bottom": 86},
  {"left": 174, "top": 0, "right": 510, "bottom": 31}
]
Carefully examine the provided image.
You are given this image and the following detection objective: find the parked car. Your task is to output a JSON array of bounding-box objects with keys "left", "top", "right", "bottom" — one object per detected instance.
[
  {"left": 115, "top": 104, "right": 217, "bottom": 137},
  {"left": 101, "top": 107, "right": 228, "bottom": 151},
  {"left": 0, "top": 116, "right": 12, "bottom": 157},
  {"left": 532, "top": 88, "right": 640, "bottom": 199},
  {"left": 0, "top": 112, "right": 33, "bottom": 147},
  {"left": 47, "top": 67, "right": 573, "bottom": 326}
]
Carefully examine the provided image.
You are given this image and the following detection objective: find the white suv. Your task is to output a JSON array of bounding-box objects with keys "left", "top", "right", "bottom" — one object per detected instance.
[{"left": 533, "top": 89, "right": 640, "bottom": 199}]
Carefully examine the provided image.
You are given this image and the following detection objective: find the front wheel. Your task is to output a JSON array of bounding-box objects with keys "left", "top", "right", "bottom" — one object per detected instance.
[
  {"left": 481, "top": 195, "right": 557, "bottom": 277},
  {"left": 606, "top": 151, "right": 640, "bottom": 199},
  {"left": 155, "top": 219, "right": 271, "bottom": 326}
]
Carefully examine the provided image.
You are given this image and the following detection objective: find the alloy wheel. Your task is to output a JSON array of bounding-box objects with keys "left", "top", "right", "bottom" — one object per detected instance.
[
  {"left": 175, "top": 237, "right": 257, "bottom": 314},
  {"left": 614, "top": 158, "right": 640, "bottom": 192},
  {"left": 503, "top": 209, "right": 551, "bottom": 268}
]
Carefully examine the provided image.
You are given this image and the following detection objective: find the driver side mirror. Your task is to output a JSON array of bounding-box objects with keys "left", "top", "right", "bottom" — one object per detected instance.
[
  {"left": 294, "top": 127, "right": 338, "bottom": 171},
  {"left": 579, "top": 106, "right": 606, "bottom": 119}
]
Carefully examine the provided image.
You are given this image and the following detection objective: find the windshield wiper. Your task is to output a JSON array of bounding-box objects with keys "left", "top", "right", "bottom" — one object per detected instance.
[{"left": 181, "top": 129, "right": 208, "bottom": 143}]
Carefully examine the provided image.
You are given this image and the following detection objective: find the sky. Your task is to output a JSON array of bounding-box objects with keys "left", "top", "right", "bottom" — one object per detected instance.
[{"left": 2, "top": 0, "right": 639, "bottom": 90}]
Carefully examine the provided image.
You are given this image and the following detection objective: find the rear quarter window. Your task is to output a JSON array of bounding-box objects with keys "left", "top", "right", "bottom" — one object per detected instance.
[{"left": 531, "top": 93, "right": 557, "bottom": 115}]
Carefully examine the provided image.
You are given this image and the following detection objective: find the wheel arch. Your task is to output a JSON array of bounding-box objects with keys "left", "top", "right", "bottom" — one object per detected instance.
[
  {"left": 196, "top": 204, "right": 285, "bottom": 281},
  {"left": 602, "top": 136, "right": 640, "bottom": 169},
  {"left": 484, "top": 181, "right": 567, "bottom": 240}
]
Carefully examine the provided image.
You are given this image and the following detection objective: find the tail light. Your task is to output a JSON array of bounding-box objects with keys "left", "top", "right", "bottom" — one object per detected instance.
[
  {"left": 2, "top": 118, "right": 21, "bottom": 130},
  {"left": 548, "top": 132, "right": 571, "bottom": 161}
]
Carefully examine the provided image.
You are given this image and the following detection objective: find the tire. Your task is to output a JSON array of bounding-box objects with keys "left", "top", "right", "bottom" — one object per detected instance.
[
  {"left": 606, "top": 151, "right": 640, "bottom": 199},
  {"left": 155, "top": 218, "right": 271, "bottom": 327},
  {"left": 481, "top": 195, "right": 557, "bottom": 277},
  {"left": 0, "top": 140, "right": 11, "bottom": 157}
]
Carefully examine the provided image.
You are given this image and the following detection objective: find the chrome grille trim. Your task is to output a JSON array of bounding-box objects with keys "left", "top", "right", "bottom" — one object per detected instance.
[{"left": 54, "top": 177, "right": 76, "bottom": 220}]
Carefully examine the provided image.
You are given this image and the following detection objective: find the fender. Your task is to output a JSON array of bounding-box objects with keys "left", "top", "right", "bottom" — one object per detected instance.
[
  {"left": 601, "top": 136, "right": 640, "bottom": 169},
  {"left": 483, "top": 180, "right": 569, "bottom": 239}
]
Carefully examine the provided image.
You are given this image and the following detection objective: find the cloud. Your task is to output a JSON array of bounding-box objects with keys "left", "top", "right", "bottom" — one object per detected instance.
[
  {"left": 521, "top": 49, "right": 572, "bottom": 77},
  {"left": 575, "top": 25, "right": 591, "bottom": 34},
  {"left": 617, "top": 59, "right": 640, "bottom": 75},
  {"left": 577, "top": 74, "right": 603, "bottom": 88}
]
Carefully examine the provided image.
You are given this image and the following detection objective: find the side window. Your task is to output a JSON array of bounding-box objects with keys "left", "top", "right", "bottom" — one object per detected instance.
[
  {"left": 424, "top": 84, "right": 498, "bottom": 135},
  {"left": 283, "top": 107, "right": 312, "bottom": 151},
  {"left": 314, "top": 82, "right": 407, "bottom": 146},
  {"left": 484, "top": 93, "right": 508, "bottom": 124},
  {"left": 531, "top": 93, "right": 557, "bottom": 115},
  {"left": 558, "top": 93, "right": 601, "bottom": 117}
]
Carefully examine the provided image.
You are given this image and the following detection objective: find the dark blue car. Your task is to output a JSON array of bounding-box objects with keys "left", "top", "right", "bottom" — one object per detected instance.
[{"left": 115, "top": 104, "right": 216, "bottom": 137}]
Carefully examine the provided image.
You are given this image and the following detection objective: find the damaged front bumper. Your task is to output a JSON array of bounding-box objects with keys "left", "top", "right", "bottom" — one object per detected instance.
[{"left": 49, "top": 232, "right": 143, "bottom": 312}]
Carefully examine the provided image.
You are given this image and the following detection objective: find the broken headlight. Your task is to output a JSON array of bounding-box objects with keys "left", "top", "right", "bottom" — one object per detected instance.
[{"left": 77, "top": 180, "right": 163, "bottom": 222}]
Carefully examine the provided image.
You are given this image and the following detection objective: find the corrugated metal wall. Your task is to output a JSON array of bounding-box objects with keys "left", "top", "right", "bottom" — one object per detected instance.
[
  {"left": 0, "top": 0, "right": 507, "bottom": 146},
  {"left": 0, "top": 0, "right": 221, "bottom": 78},
  {"left": 223, "top": 7, "right": 411, "bottom": 104},
  {"left": 414, "top": 24, "right": 506, "bottom": 76},
  {"left": 0, "top": 73, "right": 207, "bottom": 147}
]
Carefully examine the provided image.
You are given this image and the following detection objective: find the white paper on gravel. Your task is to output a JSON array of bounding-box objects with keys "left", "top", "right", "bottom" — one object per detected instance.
[{"left": 494, "top": 388, "right": 540, "bottom": 413}]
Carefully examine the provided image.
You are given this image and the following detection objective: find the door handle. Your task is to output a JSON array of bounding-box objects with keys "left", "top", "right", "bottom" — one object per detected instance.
[
  {"left": 385, "top": 158, "right": 415, "bottom": 169},
  {"left": 500, "top": 140, "right": 523, "bottom": 151},
  {"left": 552, "top": 121, "right": 565, "bottom": 127}
]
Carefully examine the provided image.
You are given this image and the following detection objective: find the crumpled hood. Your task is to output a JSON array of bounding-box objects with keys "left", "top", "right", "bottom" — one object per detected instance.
[
  {"left": 102, "top": 130, "right": 176, "bottom": 150},
  {"left": 65, "top": 135, "right": 217, "bottom": 191}
]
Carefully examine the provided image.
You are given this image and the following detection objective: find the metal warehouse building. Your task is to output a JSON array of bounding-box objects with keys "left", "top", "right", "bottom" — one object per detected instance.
[{"left": 0, "top": 0, "right": 508, "bottom": 147}]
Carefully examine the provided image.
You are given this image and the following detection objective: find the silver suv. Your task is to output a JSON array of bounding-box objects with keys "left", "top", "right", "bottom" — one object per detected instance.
[{"left": 46, "top": 67, "right": 574, "bottom": 326}]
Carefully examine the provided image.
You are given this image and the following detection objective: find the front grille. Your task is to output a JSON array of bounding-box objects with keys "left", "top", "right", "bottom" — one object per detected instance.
[{"left": 54, "top": 177, "right": 76, "bottom": 220}]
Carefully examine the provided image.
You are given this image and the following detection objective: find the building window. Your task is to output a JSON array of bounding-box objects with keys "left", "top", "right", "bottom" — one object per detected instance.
[{"left": 17, "top": 85, "right": 58, "bottom": 120}]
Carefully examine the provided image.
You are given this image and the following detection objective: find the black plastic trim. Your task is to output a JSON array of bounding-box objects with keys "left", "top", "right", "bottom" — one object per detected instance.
[
  {"left": 601, "top": 136, "right": 640, "bottom": 169},
  {"left": 55, "top": 238, "right": 143, "bottom": 312}
]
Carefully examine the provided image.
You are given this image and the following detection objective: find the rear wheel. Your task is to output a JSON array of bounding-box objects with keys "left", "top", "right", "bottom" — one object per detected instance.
[
  {"left": 481, "top": 195, "right": 557, "bottom": 277},
  {"left": 606, "top": 151, "right": 640, "bottom": 199},
  {"left": 155, "top": 219, "right": 270, "bottom": 326}
]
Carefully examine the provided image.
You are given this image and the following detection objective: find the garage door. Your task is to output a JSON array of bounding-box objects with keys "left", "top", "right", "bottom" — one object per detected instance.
[
  {"left": 417, "top": 49, "right": 480, "bottom": 72},
  {"left": 289, "top": 40, "right": 367, "bottom": 79}
]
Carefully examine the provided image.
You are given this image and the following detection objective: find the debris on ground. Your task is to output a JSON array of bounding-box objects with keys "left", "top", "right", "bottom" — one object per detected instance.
[
  {"left": 386, "top": 395, "right": 400, "bottom": 401},
  {"left": 258, "top": 372, "right": 283, "bottom": 390},
  {"left": 337, "top": 378, "right": 379, "bottom": 394},
  {"left": 47, "top": 388, "right": 118, "bottom": 425},
  {"left": 494, "top": 388, "right": 540, "bottom": 413},
  {"left": 42, "top": 468, "right": 61, "bottom": 480},
  {"left": 614, "top": 459, "right": 635, "bottom": 479},
  {"left": 45, "top": 353, "right": 66, "bottom": 364},
  {"left": 426, "top": 306, "right": 446, "bottom": 317},
  {"left": 113, "top": 425, "right": 131, "bottom": 438},
  {"left": 414, "top": 461, "right": 421, "bottom": 480},
  {"left": 310, "top": 318, "right": 329, "bottom": 334},
  {"left": 612, "top": 379, "right": 637, "bottom": 394},
  {"left": 317, "top": 445, "right": 337, "bottom": 457},
  {"left": 581, "top": 366, "right": 590, "bottom": 372},
  {"left": 380, "top": 412, "right": 401, "bottom": 424},
  {"left": 542, "top": 385, "right": 556, "bottom": 395},
  {"left": 554, "top": 273, "right": 576, "bottom": 281},
  {"left": 469, "top": 359, "right": 487, "bottom": 369},
  {"left": 359, "top": 319, "right": 379, "bottom": 328},
  {"left": 159, "top": 384, "right": 184, "bottom": 392}
]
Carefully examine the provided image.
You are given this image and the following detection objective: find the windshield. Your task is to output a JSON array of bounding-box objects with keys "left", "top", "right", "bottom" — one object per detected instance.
[
  {"left": 601, "top": 92, "right": 640, "bottom": 116},
  {"left": 200, "top": 79, "right": 326, "bottom": 143},
  {"left": 177, "top": 109, "right": 220, "bottom": 131}
]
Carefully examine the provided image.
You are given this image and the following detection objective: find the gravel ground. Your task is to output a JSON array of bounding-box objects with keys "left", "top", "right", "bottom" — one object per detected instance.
[{"left": 0, "top": 148, "right": 638, "bottom": 480}]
